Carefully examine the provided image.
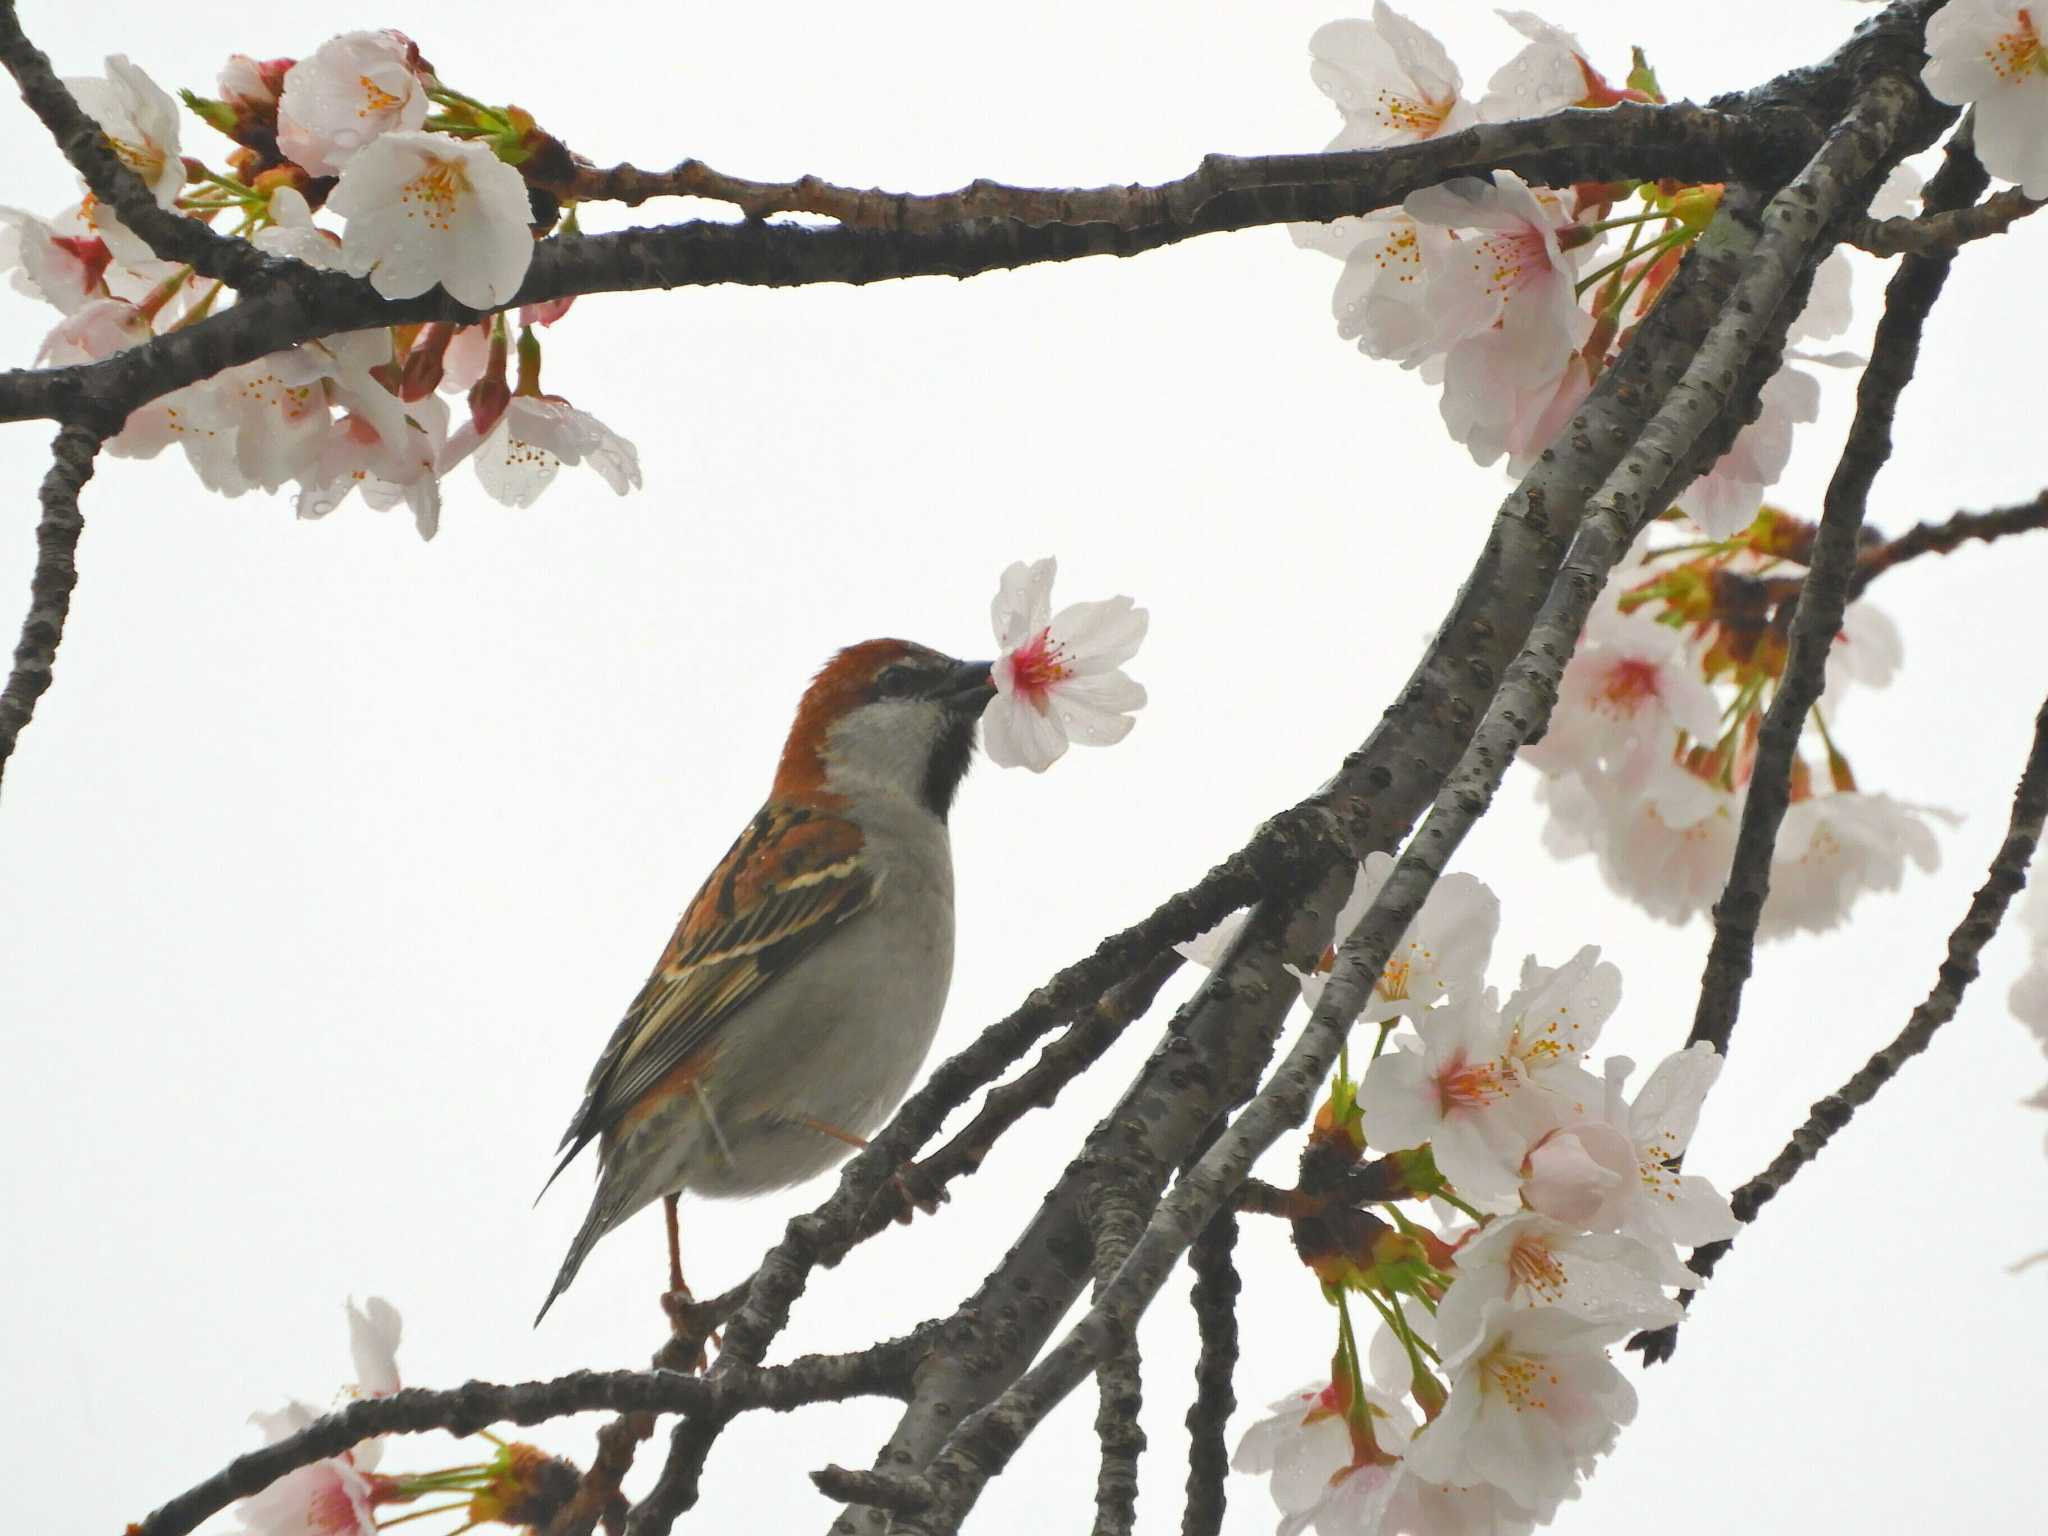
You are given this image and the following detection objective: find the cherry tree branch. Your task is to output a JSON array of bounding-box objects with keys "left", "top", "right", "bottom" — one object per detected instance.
[
  {"left": 1632, "top": 686, "right": 2048, "bottom": 1357},
  {"left": 0, "top": 425, "right": 99, "bottom": 793},
  {"left": 1684, "top": 125, "right": 1989, "bottom": 1069},
  {"left": 1849, "top": 490, "right": 2048, "bottom": 598},
  {"left": 1179, "top": 1204, "right": 1240, "bottom": 1536},
  {"left": 1847, "top": 185, "right": 2043, "bottom": 256}
]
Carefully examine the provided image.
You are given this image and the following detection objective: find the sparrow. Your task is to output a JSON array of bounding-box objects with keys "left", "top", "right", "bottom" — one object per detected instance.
[{"left": 535, "top": 638, "right": 997, "bottom": 1324}]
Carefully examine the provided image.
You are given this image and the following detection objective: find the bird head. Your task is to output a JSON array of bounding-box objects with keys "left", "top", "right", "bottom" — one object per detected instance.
[{"left": 774, "top": 639, "right": 997, "bottom": 818}]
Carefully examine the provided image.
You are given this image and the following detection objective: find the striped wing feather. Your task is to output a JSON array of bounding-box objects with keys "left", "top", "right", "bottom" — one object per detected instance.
[{"left": 548, "top": 804, "right": 872, "bottom": 1178}]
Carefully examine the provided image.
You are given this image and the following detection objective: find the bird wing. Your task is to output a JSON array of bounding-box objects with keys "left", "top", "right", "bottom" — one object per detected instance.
[{"left": 545, "top": 802, "right": 875, "bottom": 1184}]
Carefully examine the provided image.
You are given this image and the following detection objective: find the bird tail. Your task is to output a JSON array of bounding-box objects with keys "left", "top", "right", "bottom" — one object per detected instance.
[{"left": 534, "top": 1190, "right": 614, "bottom": 1326}]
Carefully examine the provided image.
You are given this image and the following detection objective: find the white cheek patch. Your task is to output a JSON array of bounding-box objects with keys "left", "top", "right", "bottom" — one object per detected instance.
[{"left": 825, "top": 700, "right": 947, "bottom": 799}]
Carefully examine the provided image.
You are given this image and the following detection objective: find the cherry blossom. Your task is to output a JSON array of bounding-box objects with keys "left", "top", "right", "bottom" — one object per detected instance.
[
  {"left": 440, "top": 394, "right": 643, "bottom": 508},
  {"left": 1523, "top": 1048, "right": 1737, "bottom": 1253},
  {"left": 1676, "top": 359, "right": 1823, "bottom": 539},
  {"left": 33, "top": 294, "right": 148, "bottom": 365},
  {"left": 1434, "top": 1214, "right": 1684, "bottom": 1361},
  {"left": 1478, "top": 12, "right": 1630, "bottom": 122},
  {"left": 1308, "top": 5, "right": 1475, "bottom": 150},
  {"left": 1521, "top": 604, "right": 1722, "bottom": 794},
  {"left": 1499, "top": 946, "right": 1621, "bottom": 1079},
  {"left": 1759, "top": 790, "right": 1946, "bottom": 938},
  {"left": 2006, "top": 879, "right": 2048, "bottom": 1038},
  {"left": 1404, "top": 1302, "right": 1637, "bottom": 1515},
  {"left": 276, "top": 30, "right": 430, "bottom": 178},
  {"left": 1441, "top": 325, "right": 1594, "bottom": 469},
  {"left": 296, "top": 394, "right": 450, "bottom": 540},
  {"left": 1290, "top": 212, "right": 1448, "bottom": 369},
  {"left": 238, "top": 1403, "right": 383, "bottom": 1536},
  {"left": 346, "top": 1297, "right": 402, "bottom": 1398},
  {"left": 1357, "top": 993, "right": 1559, "bottom": 1207},
  {"left": 1303, "top": 852, "right": 1501, "bottom": 1022},
  {"left": 1922, "top": 1, "right": 2048, "bottom": 197},
  {"left": 1404, "top": 172, "right": 1587, "bottom": 361},
  {"left": 63, "top": 55, "right": 184, "bottom": 207},
  {"left": 0, "top": 207, "right": 109, "bottom": 313},
  {"left": 1824, "top": 599, "right": 1904, "bottom": 705},
  {"left": 329, "top": 132, "right": 536, "bottom": 309},
  {"left": 983, "top": 557, "right": 1148, "bottom": 772}
]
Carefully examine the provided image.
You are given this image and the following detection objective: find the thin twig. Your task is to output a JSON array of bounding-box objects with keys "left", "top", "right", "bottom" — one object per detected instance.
[
  {"left": 1848, "top": 490, "right": 2048, "bottom": 599},
  {"left": 1633, "top": 687, "right": 2048, "bottom": 1358},
  {"left": 1685, "top": 125, "right": 1991, "bottom": 1065},
  {"left": 1180, "top": 1204, "right": 1240, "bottom": 1536},
  {"left": 1847, "top": 185, "right": 2043, "bottom": 257},
  {"left": 0, "top": 424, "right": 100, "bottom": 794}
]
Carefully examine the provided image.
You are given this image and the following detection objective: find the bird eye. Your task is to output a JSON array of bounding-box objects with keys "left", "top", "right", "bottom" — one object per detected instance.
[{"left": 874, "top": 663, "right": 919, "bottom": 698}]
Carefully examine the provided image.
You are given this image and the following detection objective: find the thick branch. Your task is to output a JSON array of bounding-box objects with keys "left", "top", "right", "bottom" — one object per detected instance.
[
  {"left": 1633, "top": 687, "right": 2048, "bottom": 1357},
  {"left": 1085, "top": 1175, "right": 1149, "bottom": 1536},
  {"left": 0, "top": 1, "right": 282, "bottom": 285},
  {"left": 0, "top": 424, "right": 100, "bottom": 793},
  {"left": 1686, "top": 126, "right": 1990, "bottom": 1067}
]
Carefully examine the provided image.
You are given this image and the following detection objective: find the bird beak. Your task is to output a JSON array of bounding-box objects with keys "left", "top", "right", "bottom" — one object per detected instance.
[{"left": 937, "top": 658, "right": 998, "bottom": 709}]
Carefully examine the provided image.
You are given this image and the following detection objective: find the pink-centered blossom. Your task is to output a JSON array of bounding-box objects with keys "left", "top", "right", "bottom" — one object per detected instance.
[
  {"left": 1357, "top": 993, "right": 1560, "bottom": 1208},
  {"left": 63, "top": 55, "right": 184, "bottom": 207},
  {"left": 296, "top": 393, "right": 450, "bottom": 540},
  {"left": 1404, "top": 172, "right": 1588, "bottom": 360},
  {"left": 1404, "top": 1302, "right": 1637, "bottom": 1516},
  {"left": 440, "top": 395, "right": 643, "bottom": 508},
  {"left": 0, "top": 207, "right": 109, "bottom": 313},
  {"left": 983, "top": 557, "right": 1148, "bottom": 772},
  {"left": 329, "top": 132, "right": 535, "bottom": 309},
  {"left": 1434, "top": 1213, "right": 1685, "bottom": 1362},
  {"left": 276, "top": 31, "right": 429, "bottom": 178},
  {"left": 1535, "top": 759, "right": 1743, "bottom": 929},
  {"left": 1522, "top": 603, "right": 1723, "bottom": 794},
  {"left": 1923, "top": 1, "right": 2048, "bottom": 197},
  {"left": 238, "top": 1403, "right": 383, "bottom": 1536},
  {"left": 1308, "top": 4, "right": 1475, "bottom": 150}
]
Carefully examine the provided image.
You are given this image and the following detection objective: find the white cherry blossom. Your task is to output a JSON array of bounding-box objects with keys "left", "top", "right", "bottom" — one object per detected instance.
[
  {"left": 1500, "top": 946, "right": 1621, "bottom": 1079},
  {"left": 238, "top": 1403, "right": 381, "bottom": 1536},
  {"left": 1309, "top": 4, "right": 1475, "bottom": 150},
  {"left": 1478, "top": 11, "right": 1616, "bottom": 122},
  {"left": 982, "top": 557, "right": 1148, "bottom": 772},
  {"left": 1290, "top": 211, "right": 1449, "bottom": 369},
  {"left": 1760, "top": 790, "right": 1946, "bottom": 938},
  {"left": 1823, "top": 599, "right": 1904, "bottom": 706},
  {"left": 1434, "top": 1213, "right": 1685, "bottom": 1362},
  {"left": 1524, "top": 1047, "right": 1737, "bottom": 1253},
  {"left": 276, "top": 31, "right": 430, "bottom": 178},
  {"left": 297, "top": 394, "right": 450, "bottom": 540},
  {"left": 1404, "top": 172, "right": 1587, "bottom": 362},
  {"left": 63, "top": 55, "right": 183, "bottom": 207},
  {"left": 1521, "top": 603, "right": 1723, "bottom": 794},
  {"left": 1441, "top": 326, "right": 1593, "bottom": 469},
  {"left": 345, "top": 1297, "right": 402, "bottom": 1398},
  {"left": 1405, "top": 1302, "right": 1636, "bottom": 1515},
  {"left": 2006, "top": 879, "right": 2048, "bottom": 1039},
  {"left": 1357, "top": 993, "right": 1560, "bottom": 1207},
  {"left": 1676, "top": 359, "right": 1823, "bottom": 539},
  {"left": 441, "top": 395, "right": 643, "bottom": 508},
  {"left": 1923, "top": 1, "right": 2048, "bottom": 196},
  {"left": 329, "top": 132, "right": 536, "bottom": 310},
  {"left": 1301, "top": 851, "right": 1501, "bottom": 1023},
  {"left": 0, "top": 207, "right": 107, "bottom": 312}
]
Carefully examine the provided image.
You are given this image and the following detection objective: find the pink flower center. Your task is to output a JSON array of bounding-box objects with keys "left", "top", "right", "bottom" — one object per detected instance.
[
  {"left": 1434, "top": 1049, "right": 1509, "bottom": 1114},
  {"left": 1472, "top": 227, "right": 1552, "bottom": 299},
  {"left": 1371, "top": 88, "right": 1456, "bottom": 138},
  {"left": 1594, "top": 656, "right": 1661, "bottom": 717},
  {"left": 1006, "top": 627, "right": 1071, "bottom": 707},
  {"left": 1988, "top": 11, "right": 2044, "bottom": 81}
]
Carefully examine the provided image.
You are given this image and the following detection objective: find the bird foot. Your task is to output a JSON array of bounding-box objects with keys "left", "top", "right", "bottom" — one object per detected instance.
[
  {"left": 889, "top": 1167, "right": 949, "bottom": 1224},
  {"left": 659, "top": 1286, "right": 723, "bottom": 1374}
]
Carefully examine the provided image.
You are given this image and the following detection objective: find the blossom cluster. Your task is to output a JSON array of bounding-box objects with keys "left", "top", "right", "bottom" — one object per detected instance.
[
  {"left": 1190, "top": 858, "right": 1736, "bottom": 1534},
  {"left": 1522, "top": 513, "right": 1946, "bottom": 936},
  {"left": 0, "top": 33, "right": 640, "bottom": 539},
  {"left": 1288, "top": 5, "right": 1925, "bottom": 531},
  {"left": 236, "top": 1298, "right": 576, "bottom": 1536}
]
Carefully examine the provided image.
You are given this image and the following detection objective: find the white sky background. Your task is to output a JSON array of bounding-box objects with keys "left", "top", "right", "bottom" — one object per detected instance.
[{"left": 2, "top": 0, "right": 2044, "bottom": 1531}]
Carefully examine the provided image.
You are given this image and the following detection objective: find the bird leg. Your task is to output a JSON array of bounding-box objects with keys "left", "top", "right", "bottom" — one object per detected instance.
[
  {"left": 658, "top": 1194, "right": 717, "bottom": 1373},
  {"left": 792, "top": 1115, "right": 947, "bottom": 1224}
]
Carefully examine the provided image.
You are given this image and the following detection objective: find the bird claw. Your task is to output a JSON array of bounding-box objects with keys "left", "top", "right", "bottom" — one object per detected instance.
[
  {"left": 889, "top": 1168, "right": 948, "bottom": 1224},
  {"left": 659, "top": 1286, "right": 720, "bottom": 1374}
]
